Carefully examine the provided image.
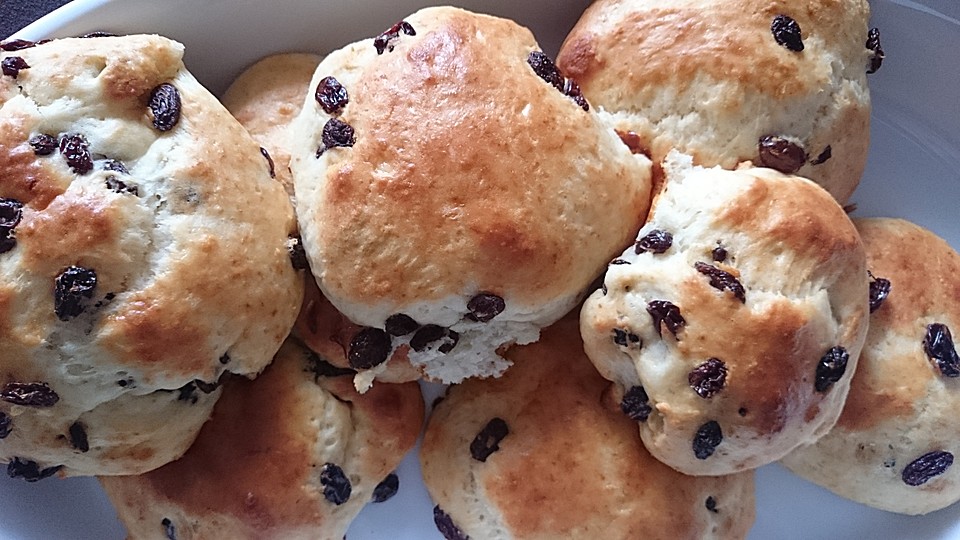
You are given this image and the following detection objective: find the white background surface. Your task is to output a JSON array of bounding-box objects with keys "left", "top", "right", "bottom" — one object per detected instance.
[{"left": 3, "top": 0, "right": 960, "bottom": 538}]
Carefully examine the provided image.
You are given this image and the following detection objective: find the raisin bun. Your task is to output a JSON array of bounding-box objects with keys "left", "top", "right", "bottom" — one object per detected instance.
[
  {"left": 0, "top": 35, "right": 303, "bottom": 476},
  {"left": 100, "top": 338, "right": 424, "bottom": 539},
  {"left": 421, "top": 312, "right": 756, "bottom": 539},
  {"left": 223, "top": 53, "right": 321, "bottom": 199},
  {"left": 579, "top": 153, "right": 869, "bottom": 476},
  {"left": 556, "top": 0, "right": 879, "bottom": 203},
  {"left": 288, "top": 6, "right": 653, "bottom": 385},
  {"left": 782, "top": 218, "right": 960, "bottom": 515}
]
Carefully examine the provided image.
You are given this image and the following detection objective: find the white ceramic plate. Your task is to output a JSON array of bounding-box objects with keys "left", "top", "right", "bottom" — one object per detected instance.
[{"left": 4, "top": 0, "right": 960, "bottom": 538}]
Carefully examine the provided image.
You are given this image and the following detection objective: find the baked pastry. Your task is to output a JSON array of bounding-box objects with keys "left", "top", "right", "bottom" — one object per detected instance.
[
  {"left": 100, "top": 338, "right": 424, "bottom": 539},
  {"left": 556, "top": 0, "right": 879, "bottom": 203},
  {"left": 0, "top": 35, "right": 303, "bottom": 477},
  {"left": 421, "top": 311, "right": 755, "bottom": 539},
  {"left": 782, "top": 218, "right": 960, "bottom": 515},
  {"left": 222, "top": 53, "right": 321, "bottom": 198},
  {"left": 580, "top": 153, "right": 869, "bottom": 476},
  {"left": 288, "top": 6, "right": 653, "bottom": 385}
]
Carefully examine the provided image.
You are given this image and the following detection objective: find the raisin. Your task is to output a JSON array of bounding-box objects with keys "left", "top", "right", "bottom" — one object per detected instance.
[
  {"left": 69, "top": 421, "right": 89, "bottom": 452},
  {"left": 176, "top": 382, "right": 199, "bottom": 404},
  {"left": 348, "top": 327, "right": 392, "bottom": 369},
  {"left": 372, "top": 472, "right": 399, "bottom": 503},
  {"left": 161, "top": 517, "right": 177, "bottom": 540},
  {"left": 924, "top": 323, "right": 960, "bottom": 378},
  {"left": 58, "top": 133, "right": 93, "bottom": 175},
  {"left": 374, "top": 20, "right": 416, "bottom": 54},
  {"left": 0, "top": 197, "right": 24, "bottom": 255},
  {"left": 54, "top": 265, "right": 97, "bottom": 320},
  {"left": 615, "top": 130, "right": 647, "bottom": 155},
  {"left": 7, "top": 458, "right": 62, "bottom": 482},
  {"left": 1, "top": 56, "right": 29, "bottom": 78},
  {"left": 466, "top": 293, "right": 505, "bottom": 323},
  {"left": 814, "top": 346, "right": 849, "bottom": 392},
  {"left": 28, "top": 133, "right": 57, "bottom": 155},
  {"left": 902, "top": 451, "right": 953, "bottom": 486},
  {"left": 320, "top": 462, "right": 352, "bottom": 505},
  {"left": 410, "top": 325, "right": 459, "bottom": 354},
  {"left": 527, "top": 51, "right": 563, "bottom": 91},
  {"left": 758, "top": 135, "right": 807, "bottom": 174},
  {"left": 693, "top": 420, "right": 723, "bottom": 460},
  {"left": 612, "top": 328, "right": 640, "bottom": 347},
  {"left": 0, "top": 39, "right": 37, "bottom": 51},
  {"left": 433, "top": 505, "right": 469, "bottom": 540},
  {"left": 148, "top": 83, "right": 182, "bottom": 132},
  {"left": 306, "top": 351, "right": 356, "bottom": 379},
  {"left": 647, "top": 300, "right": 685, "bottom": 338},
  {"left": 101, "top": 159, "right": 129, "bottom": 174},
  {"left": 635, "top": 229, "right": 673, "bottom": 255},
  {"left": 385, "top": 314, "right": 419, "bottom": 336},
  {"left": 610, "top": 258, "right": 630, "bottom": 265},
  {"left": 689, "top": 358, "right": 728, "bottom": 398},
  {"left": 470, "top": 417, "right": 509, "bottom": 462},
  {"left": 0, "top": 412, "right": 11, "bottom": 439},
  {"left": 105, "top": 177, "right": 138, "bottom": 196},
  {"left": 562, "top": 78, "right": 589, "bottom": 111},
  {"left": 286, "top": 235, "right": 309, "bottom": 270},
  {"left": 694, "top": 262, "right": 746, "bottom": 303},
  {"left": 810, "top": 145, "right": 832, "bottom": 165},
  {"left": 712, "top": 244, "right": 728, "bottom": 262},
  {"left": 316, "top": 76, "right": 350, "bottom": 115},
  {"left": 194, "top": 380, "right": 219, "bottom": 394},
  {"left": 260, "top": 147, "right": 275, "bottom": 178},
  {"left": 705, "top": 496, "right": 719, "bottom": 513},
  {"left": 219, "top": 353, "right": 231, "bottom": 365},
  {"left": 620, "top": 386, "right": 652, "bottom": 422},
  {"left": 1, "top": 382, "right": 59, "bottom": 407},
  {"left": 317, "top": 118, "right": 355, "bottom": 156},
  {"left": 771, "top": 15, "right": 804, "bottom": 52},
  {"left": 868, "top": 272, "right": 891, "bottom": 313},
  {"left": 866, "top": 28, "right": 884, "bottom": 74}
]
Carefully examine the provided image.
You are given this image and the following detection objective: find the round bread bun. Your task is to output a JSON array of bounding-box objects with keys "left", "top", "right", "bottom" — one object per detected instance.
[
  {"left": 781, "top": 218, "right": 960, "bottom": 515},
  {"left": 0, "top": 35, "right": 303, "bottom": 476},
  {"left": 100, "top": 337, "right": 425, "bottom": 539},
  {"left": 421, "top": 311, "right": 756, "bottom": 539},
  {"left": 556, "top": 0, "right": 876, "bottom": 203},
  {"left": 288, "top": 6, "right": 653, "bottom": 385},
  {"left": 579, "top": 153, "right": 869, "bottom": 476},
  {"left": 223, "top": 52, "right": 321, "bottom": 198}
]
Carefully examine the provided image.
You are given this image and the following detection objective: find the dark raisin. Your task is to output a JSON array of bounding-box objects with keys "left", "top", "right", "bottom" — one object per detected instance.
[
  {"left": 868, "top": 272, "right": 891, "bottom": 313},
  {"left": 738, "top": 407, "right": 748, "bottom": 417},
  {"left": 470, "top": 417, "right": 509, "bottom": 462},
  {"left": 758, "top": 135, "right": 807, "bottom": 174},
  {"left": 635, "top": 229, "right": 673, "bottom": 255},
  {"left": 315, "top": 76, "right": 350, "bottom": 115},
  {"left": 28, "top": 133, "right": 57, "bottom": 155},
  {"left": 612, "top": 328, "right": 640, "bottom": 347},
  {"left": 610, "top": 258, "right": 630, "bottom": 265},
  {"left": 0, "top": 39, "right": 38, "bottom": 51},
  {"left": 320, "top": 462, "right": 352, "bottom": 505},
  {"left": 0, "top": 197, "right": 24, "bottom": 254},
  {"left": 527, "top": 51, "right": 564, "bottom": 91},
  {"left": 58, "top": 133, "right": 93, "bottom": 175},
  {"left": 814, "top": 346, "right": 849, "bottom": 392},
  {"left": 924, "top": 323, "right": 960, "bottom": 378},
  {"left": 372, "top": 472, "right": 399, "bottom": 503},
  {"left": 620, "top": 386, "right": 652, "bottom": 422},
  {"left": 194, "top": 380, "right": 219, "bottom": 394},
  {"left": 176, "top": 382, "right": 200, "bottom": 404},
  {"left": 563, "top": 78, "right": 589, "bottom": 111},
  {"left": 385, "top": 314, "right": 419, "bottom": 336},
  {"left": 902, "top": 451, "right": 953, "bottom": 486},
  {"left": 689, "top": 358, "right": 728, "bottom": 399},
  {"left": 54, "top": 265, "right": 97, "bottom": 320},
  {"left": 348, "top": 327, "right": 392, "bottom": 369},
  {"left": 7, "top": 458, "right": 61, "bottom": 482},
  {"left": 410, "top": 325, "right": 459, "bottom": 354},
  {"left": 101, "top": 159, "right": 129, "bottom": 174},
  {"left": 647, "top": 300, "right": 686, "bottom": 338},
  {"left": 705, "top": 496, "right": 719, "bottom": 513},
  {"left": 712, "top": 244, "right": 728, "bottom": 262},
  {"left": 771, "top": 15, "right": 804, "bottom": 52},
  {"left": 1, "top": 56, "right": 29, "bottom": 78},
  {"left": 694, "top": 262, "right": 746, "bottom": 303},
  {"left": 0, "top": 412, "right": 11, "bottom": 439},
  {"left": 259, "top": 147, "right": 275, "bottom": 178},
  {"left": 105, "top": 177, "right": 138, "bottom": 196},
  {"left": 433, "top": 505, "right": 469, "bottom": 540},
  {"left": 317, "top": 118, "right": 356, "bottom": 156},
  {"left": 866, "top": 28, "right": 884, "bottom": 74},
  {"left": 161, "top": 517, "right": 177, "bottom": 540},
  {"left": 810, "top": 145, "right": 832, "bottom": 165},
  {"left": 374, "top": 20, "right": 416, "bottom": 54},
  {"left": 693, "top": 420, "right": 723, "bottom": 460},
  {"left": 466, "top": 293, "right": 505, "bottom": 323},
  {"left": 148, "top": 83, "right": 182, "bottom": 132},
  {"left": 117, "top": 377, "right": 134, "bottom": 388},
  {"left": 69, "top": 421, "right": 89, "bottom": 452},
  {"left": 1, "top": 382, "right": 59, "bottom": 407},
  {"left": 287, "top": 235, "right": 309, "bottom": 270},
  {"left": 219, "top": 353, "right": 231, "bottom": 365},
  {"left": 306, "top": 351, "right": 356, "bottom": 379}
]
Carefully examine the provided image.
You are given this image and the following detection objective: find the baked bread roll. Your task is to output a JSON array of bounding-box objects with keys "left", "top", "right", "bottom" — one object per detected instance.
[
  {"left": 580, "top": 153, "right": 869, "bottom": 475},
  {"left": 288, "top": 6, "right": 652, "bottom": 386},
  {"left": 0, "top": 35, "right": 303, "bottom": 476},
  {"left": 100, "top": 338, "right": 424, "bottom": 539},
  {"left": 782, "top": 218, "right": 960, "bottom": 515},
  {"left": 556, "top": 0, "right": 878, "bottom": 203},
  {"left": 421, "top": 312, "right": 755, "bottom": 539}
]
